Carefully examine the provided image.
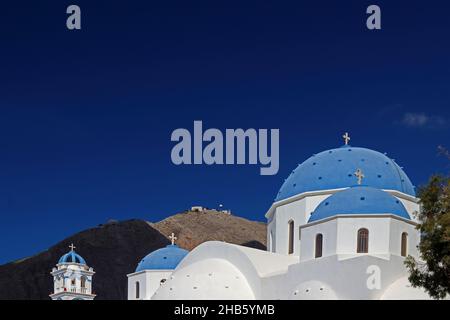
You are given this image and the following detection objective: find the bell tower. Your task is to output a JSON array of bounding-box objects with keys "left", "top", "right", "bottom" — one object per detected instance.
[{"left": 50, "top": 244, "right": 96, "bottom": 300}]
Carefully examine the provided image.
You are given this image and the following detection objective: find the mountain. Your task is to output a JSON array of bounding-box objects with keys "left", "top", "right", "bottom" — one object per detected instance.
[
  {"left": 0, "top": 210, "right": 266, "bottom": 300},
  {"left": 151, "top": 209, "right": 267, "bottom": 251}
]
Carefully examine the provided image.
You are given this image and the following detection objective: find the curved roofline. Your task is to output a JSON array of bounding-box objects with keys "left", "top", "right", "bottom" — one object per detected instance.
[
  {"left": 275, "top": 146, "right": 416, "bottom": 202},
  {"left": 308, "top": 186, "right": 411, "bottom": 222},
  {"left": 299, "top": 213, "right": 418, "bottom": 229},
  {"left": 380, "top": 276, "right": 433, "bottom": 300},
  {"left": 135, "top": 244, "right": 189, "bottom": 272},
  {"left": 174, "top": 241, "right": 298, "bottom": 298},
  {"left": 177, "top": 241, "right": 298, "bottom": 277},
  {"left": 265, "top": 187, "right": 419, "bottom": 220},
  {"left": 58, "top": 250, "right": 87, "bottom": 265},
  {"left": 127, "top": 269, "right": 174, "bottom": 277}
]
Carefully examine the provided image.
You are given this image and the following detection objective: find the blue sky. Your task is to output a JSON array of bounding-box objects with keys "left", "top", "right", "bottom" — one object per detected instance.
[{"left": 0, "top": 0, "right": 449, "bottom": 264}]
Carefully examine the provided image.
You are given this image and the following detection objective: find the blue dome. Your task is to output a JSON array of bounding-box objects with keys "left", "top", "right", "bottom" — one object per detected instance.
[
  {"left": 276, "top": 146, "right": 415, "bottom": 201},
  {"left": 308, "top": 186, "right": 411, "bottom": 222},
  {"left": 135, "top": 245, "right": 189, "bottom": 272},
  {"left": 58, "top": 250, "right": 87, "bottom": 265}
]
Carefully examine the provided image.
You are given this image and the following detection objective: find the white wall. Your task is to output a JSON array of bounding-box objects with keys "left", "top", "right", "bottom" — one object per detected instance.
[
  {"left": 267, "top": 189, "right": 420, "bottom": 257},
  {"left": 128, "top": 272, "right": 147, "bottom": 300},
  {"left": 271, "top": 192, "right": 333, "bottom": 256},
  {"left": 299, "top": 216, "right": 419, "bottom": 262},
  {"left": 389, "top": 219, "right": 419, "bottom": 259},
  {"left": 300, "top": 219, "right": 337, "bottom": 261},
  {"left": 336, "top": 217, "right": 390, "bottom": 255},
  {"left": 271, "top": 198, "right": 305, "bottom": 255},
  {"left": 277, "top": 254, "right": 420, "bottom": 300},
  {"left": 152, "top": 258, "right": 256, "bottom": 300},
  {"left": 128, "top": 270, "right": 173, "bottom": 300},
  {"left": 148, "top": 239, "right": 432, "bottom": 300}
]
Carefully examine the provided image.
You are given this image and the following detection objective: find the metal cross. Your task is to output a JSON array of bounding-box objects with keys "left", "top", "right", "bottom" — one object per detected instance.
[
  {"left": 69, "top": 243, "right": 76, "bottom": 251},
  {"left": 354, "top": 168, "right": 365, "bottom": 185},
  {"left": 169, "top": 233, "right": 177, "bottom": 245},
  {"left": 343, "top": 132, "right": 351, "bottom": 145}
]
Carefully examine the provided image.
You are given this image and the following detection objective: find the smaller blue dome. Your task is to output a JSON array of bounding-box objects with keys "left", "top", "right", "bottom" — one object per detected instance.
[
  {"left": 308, "top": 186, "right": 410, "bottom": 222},
  {"left": 58, "top": 250, "right": 86, "bottom": 265},
  {"left": 135, "top": 245, "right": 189, "bottom": 272}
]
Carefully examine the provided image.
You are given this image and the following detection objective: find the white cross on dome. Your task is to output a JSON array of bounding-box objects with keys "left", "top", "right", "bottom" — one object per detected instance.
[{"left": 169, "top": 233, "right": 177, "bottom": 245}]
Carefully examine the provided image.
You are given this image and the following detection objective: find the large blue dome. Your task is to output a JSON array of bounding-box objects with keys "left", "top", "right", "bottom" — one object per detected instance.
[
  {"left": 135, "top": 245, "right": 189, "bottom": 272},
  {"left": 308, "top": 186, "right": 411, "bottom": 222},
  {"left": 276, "top": 146, "right": 415, "bottom": 201},
  {"left": 58, "top": 250, "right": 87, "bottom": 265}
]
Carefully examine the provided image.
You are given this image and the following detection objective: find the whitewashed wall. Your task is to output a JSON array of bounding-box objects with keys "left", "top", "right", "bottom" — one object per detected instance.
[{"left": 127, "top": 270, "right": 173, "bottom": 300}]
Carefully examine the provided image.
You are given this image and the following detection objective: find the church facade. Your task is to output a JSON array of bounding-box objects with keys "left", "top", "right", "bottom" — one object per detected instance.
[{"left": 131, "top": 134, "right": 435, "bottom": 300}]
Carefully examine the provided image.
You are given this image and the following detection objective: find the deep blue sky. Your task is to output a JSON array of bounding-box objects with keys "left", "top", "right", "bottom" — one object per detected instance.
[{"left": 1, "top": 1, "right": 449, "bottom": 264}]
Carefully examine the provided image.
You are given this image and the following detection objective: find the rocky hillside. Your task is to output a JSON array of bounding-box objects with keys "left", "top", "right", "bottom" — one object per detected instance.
[
  {"left": 0, "top": 210, "right": 266, "bottom": 300},
  {"left": 151, "top": 209, "right": 267, "bottom": 251}
]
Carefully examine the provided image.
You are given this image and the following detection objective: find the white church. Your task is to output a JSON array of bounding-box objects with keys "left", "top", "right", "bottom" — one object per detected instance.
[
  {"left": 126, "top": 133, "right": 436, "bottom": 300},
  {"left": 51, "top": 134, "right": 438, "bottom": 300}
]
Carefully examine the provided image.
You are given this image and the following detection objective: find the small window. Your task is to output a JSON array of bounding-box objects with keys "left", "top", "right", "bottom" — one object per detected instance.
[
  {"left": 401, "top": 232, "right": 408, "bottom": 257},
  {"left": 288, "top": 220, "right": 294, "bottom": 254},
  {"left": 135, "top": 281, "right": 140, "bottom": 299},
  {"left": 315, "top": 234, "right": 323, "bottom": 258},
  {"left": 357, "top": 228, "right": 369, "bottom": 253},
  {"left": 270, "top": 230, "right": 275, "bottom": 253},
  {"left": 80, "top": 276, "right": 87, "bottom": 288}
]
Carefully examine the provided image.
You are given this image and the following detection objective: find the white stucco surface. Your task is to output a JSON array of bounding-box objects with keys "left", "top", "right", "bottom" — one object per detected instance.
[{"left": 381, "top": 276, "right": 432, "bottom": 300}]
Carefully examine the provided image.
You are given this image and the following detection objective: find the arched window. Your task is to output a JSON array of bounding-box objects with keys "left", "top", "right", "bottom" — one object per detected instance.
[
  {"left": 135, "top": 281, "right": 140, "bottom": 299},
  {"left": 357, "top": 228, "right": 369, "bottom": 253},
  {"left": 80, "top": 276, "right": 87, "bottom": 288},
  {"left": 288, "top": 220, "right": 294, "bottom": 254},
  {"left": 60, "top": 277, "right": 65, "bottom": 290},
  {"left": 315, "top": 234, "right": 323, "bottom": 258},
  {"left": 401, "top": 232, "right": 408, "bottom": 257},
  {"left": 55, "top": 276, "right": 60, "bottom": 290}
]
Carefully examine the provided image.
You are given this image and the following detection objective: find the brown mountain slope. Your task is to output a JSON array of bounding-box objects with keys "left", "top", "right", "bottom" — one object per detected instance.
[
  {"left": 151, "top": 209, "right": 267, "bottom": 250},
  {"left": 0, "top": 211, "right": 266, "bottom": 300}
]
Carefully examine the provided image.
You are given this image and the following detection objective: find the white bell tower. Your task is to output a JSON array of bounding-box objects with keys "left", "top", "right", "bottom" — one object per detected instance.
[{"left": 50, "top": 244, "right": 96, "bottom": 300}]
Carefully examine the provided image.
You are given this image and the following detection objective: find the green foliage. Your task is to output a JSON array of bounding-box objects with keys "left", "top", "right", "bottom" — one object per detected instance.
[{"left": 405, "top": 175, "right": 450, "bottom": 299}]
